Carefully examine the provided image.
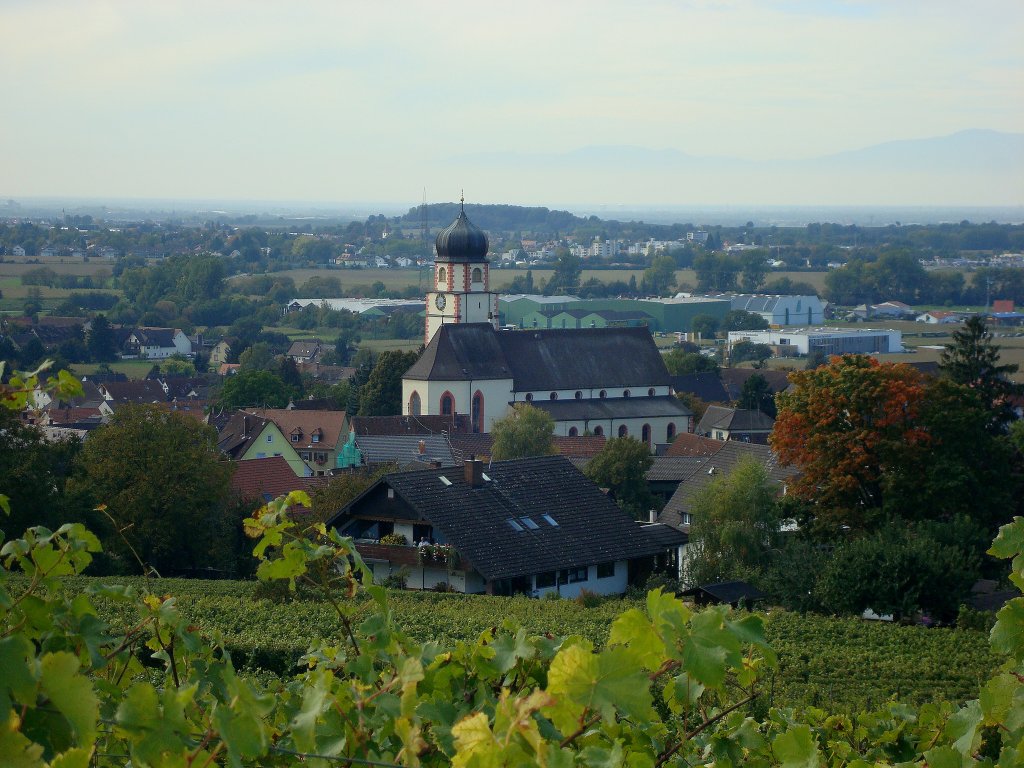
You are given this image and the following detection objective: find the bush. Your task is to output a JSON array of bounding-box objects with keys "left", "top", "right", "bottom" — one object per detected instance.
[
  {"left": 956, "top": 604, "right": 997, "bottom": 633},
  {"left": 382, "top": 567, "right": 409, "bottom": 589},
  {"left": 574, "top": 589, "right": 602, "bottom": 608},
  {"left": 379, "top": 532, "right": 408, "bottom": 546}
]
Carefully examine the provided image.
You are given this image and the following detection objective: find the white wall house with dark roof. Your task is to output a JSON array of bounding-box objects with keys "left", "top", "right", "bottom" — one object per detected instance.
[{"left": 328, "top": 456, "right": 686, "bottom": 597}]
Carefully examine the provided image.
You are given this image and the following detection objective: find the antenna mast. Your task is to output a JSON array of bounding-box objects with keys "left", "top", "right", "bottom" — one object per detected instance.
[{"left": 420, "top": 188, "right": 428, "bottom": 242}]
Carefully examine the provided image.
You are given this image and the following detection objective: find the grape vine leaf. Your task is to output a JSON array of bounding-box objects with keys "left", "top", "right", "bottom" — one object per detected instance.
[{"left": 772, "top": 724, "right": 821, "bottom": 768}]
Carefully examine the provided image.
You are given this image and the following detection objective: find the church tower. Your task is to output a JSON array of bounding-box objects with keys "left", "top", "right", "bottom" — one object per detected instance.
[{"left": 425, "top": 198, "right": 499, "bottom": 344}]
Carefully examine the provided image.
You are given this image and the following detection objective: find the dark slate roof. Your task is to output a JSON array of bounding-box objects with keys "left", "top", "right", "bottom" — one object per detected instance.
[
  {"left": 217, "top": 411, "right": 273, "bottom": 459},
  {"left": 670, "top": 372, "right": 730, "bottom": 403},
  {"left": 682, "top": 580, "right": 766, "bottom": 604},
  {"left": 530, "top": 395, "right": 692, "bottom": 422},
  {"left": 696, "top": 406, "right": 775, "bottom": 435},
  {"left": 101, "top": 380, "right": 168, "bottom": 403},
  {"left": 405, "top": 324, "right": 672, "bottom": 391},
  {"left": 133, "top": 327, "right": 177, "bottom": 347},
  {"left": 403, "top": 324, "right": 512, "bottom": 381},
  {"left": 332, "top": 455, "right": 686, "bottom": 581},
  {"left": 646, "top": 456, "right": 708, "bottom": 482}
]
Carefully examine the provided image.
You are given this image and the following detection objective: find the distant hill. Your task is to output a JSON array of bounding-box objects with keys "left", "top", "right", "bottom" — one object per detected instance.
[{"left": 450, "top": 130, "right": 1024, "bottom": 207}]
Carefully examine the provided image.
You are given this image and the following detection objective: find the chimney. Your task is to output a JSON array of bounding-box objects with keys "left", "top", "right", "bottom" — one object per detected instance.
[
  {"left": 648, "top": 509, "right": 657, "bottom": 524},
  {"left": 464, "top": 456, "right": 483, "bottom": 488},
  {"left": 418, "top": 439, "right": 426, "bottom": 455}
]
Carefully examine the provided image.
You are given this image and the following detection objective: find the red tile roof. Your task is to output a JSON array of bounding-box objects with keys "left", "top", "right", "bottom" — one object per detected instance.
[{"left": 229, "top": 457, "right": 318, "bottom": 503}]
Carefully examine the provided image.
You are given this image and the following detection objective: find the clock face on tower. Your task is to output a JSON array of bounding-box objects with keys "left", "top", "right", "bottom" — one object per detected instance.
[{"left": 434, "top": 294, "right": 447, "bottom": 310}]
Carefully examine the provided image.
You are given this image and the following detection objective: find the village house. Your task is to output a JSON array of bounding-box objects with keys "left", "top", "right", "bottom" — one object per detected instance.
[
  {"left": 695, "top": 406, "right": 775, "bottom": 444},
  {"left": 242, "top": 408, "right": 349, "bottom": 475},
  {"left": 121, "top": 327, "right": 192, "bottom": 360},
  {"left": 216, "top": 411, "right": 313, "bottom": 477},
  {"left": 328, "top": 456, "right": 686, "bottom": 596}
]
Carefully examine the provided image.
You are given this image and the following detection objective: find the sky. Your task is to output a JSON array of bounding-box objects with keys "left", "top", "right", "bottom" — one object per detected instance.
[{"left": 2, "top": 0, "right": 1022, "bottom": 209}]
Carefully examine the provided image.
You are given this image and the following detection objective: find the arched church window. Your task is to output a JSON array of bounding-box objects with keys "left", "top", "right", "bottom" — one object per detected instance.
[
  {"left": 437, "top": 266, "right": 447, "bottom": 286},
  {"left": 568, "top": 427, "right": 579, "bottom": 437},
  {"left": 642, "top": 424, "right": 651, "bottom": 445},
  {"left": 667, "top": 423, "right": 676, "bottom": 442},
  {"left": 471, "top": 267, "right": 482, "bottom": 283},
  {"left": 409, "top": 391, "right": 421, "bottom": 416},
  {"left": 472, "top": 391, "right": 484, "bottom": 434},
  {"left": 618, "top": 425, "right": 629, "bottom": 438},
  {"left": 440, "top": 392, "right": 454, "bottom": 416},
  {"left": 593, "top": 426, "right": 604, "bottom": 436}
]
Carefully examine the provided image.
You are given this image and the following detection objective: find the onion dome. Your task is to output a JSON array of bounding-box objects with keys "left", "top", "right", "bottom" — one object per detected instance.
[{"left": 435, "top": 201, "right": 488, "bottom": 262}]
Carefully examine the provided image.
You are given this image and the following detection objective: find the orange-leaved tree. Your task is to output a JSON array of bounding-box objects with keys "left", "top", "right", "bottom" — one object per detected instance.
[{"left": 770, "top": 354, "right": 931, "bottom": 533}]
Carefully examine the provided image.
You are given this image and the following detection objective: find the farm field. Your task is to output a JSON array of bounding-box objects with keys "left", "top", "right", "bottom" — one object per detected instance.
[{"left": 77, "top": 575, "right": 1001, "bottom": 714}]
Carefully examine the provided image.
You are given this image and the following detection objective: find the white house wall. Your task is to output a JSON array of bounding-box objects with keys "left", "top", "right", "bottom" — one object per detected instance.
[
  {"left": 533, "top": 561, "right": 628, "bottom": 598},
  {"left": 403, "top": 377, "right": 513, "bottom": 433}
]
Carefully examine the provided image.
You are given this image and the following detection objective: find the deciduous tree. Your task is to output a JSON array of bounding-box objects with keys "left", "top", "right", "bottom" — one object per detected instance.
[
  {"left": 490, "top": 403, "right": 556, "bottom": 460},
  {"left": 583, "top": 436, "right": 655, "bottom": 519},
  {"left": 218, "top": 369, "right": 292, "bottom": 409},
  {"left": 684, "top": 456, "right": 781, "bottom": 587},
  {"left": 68, "top": 404, "right": 234, "bottom": 574},
  {"left": 771, "top": 355, "right": 931, "bottom": 533}
]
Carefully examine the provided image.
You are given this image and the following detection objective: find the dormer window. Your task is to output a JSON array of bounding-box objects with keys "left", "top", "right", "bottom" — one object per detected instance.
[{"left": 311, "top": 428, "right": 323, "bottom": 444}]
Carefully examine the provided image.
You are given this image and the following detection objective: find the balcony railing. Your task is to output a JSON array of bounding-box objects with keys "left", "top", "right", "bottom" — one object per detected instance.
[{"left": 353, "top": 541, "right": 468, "bottom": 571}]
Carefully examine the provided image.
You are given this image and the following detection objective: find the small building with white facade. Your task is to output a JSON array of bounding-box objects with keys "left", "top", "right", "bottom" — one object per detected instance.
[{"left": 727, "top": 328, "right": 902, "bottom": 356}]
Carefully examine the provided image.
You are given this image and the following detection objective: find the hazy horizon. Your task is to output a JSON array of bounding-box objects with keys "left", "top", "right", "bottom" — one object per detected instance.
[{"left": 2, "top": 1, "right": 1022, "bottom": 207}]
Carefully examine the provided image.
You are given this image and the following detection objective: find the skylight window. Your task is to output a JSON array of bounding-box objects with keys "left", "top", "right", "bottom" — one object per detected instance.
[
  {"left": 440, "top": 476, "right": 452, "bottom": 486},
  {"left": 542, "top": 514, "right": 559, "bottom": 527},
  {"left": 507, "top": 519, "right": 524, "bottom": 532},
  {"left": 519, "top": 517, "right": 540, "bottom": 530}
]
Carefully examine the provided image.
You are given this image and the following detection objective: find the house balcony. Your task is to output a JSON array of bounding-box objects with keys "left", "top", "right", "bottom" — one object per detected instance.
[{"left": 353, "top": 540, "right": 470, "bottom": 571}]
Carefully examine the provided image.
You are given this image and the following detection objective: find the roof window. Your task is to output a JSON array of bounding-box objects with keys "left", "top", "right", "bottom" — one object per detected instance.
[
  {"left": 507, "top": 519, "right": 524, "bottom": 532},
  {"left": 542, "top": 514, "right": 559, "bottom": 527},
  {"left": 519, "top": 517, "right": 540, "bottom": 530}
]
